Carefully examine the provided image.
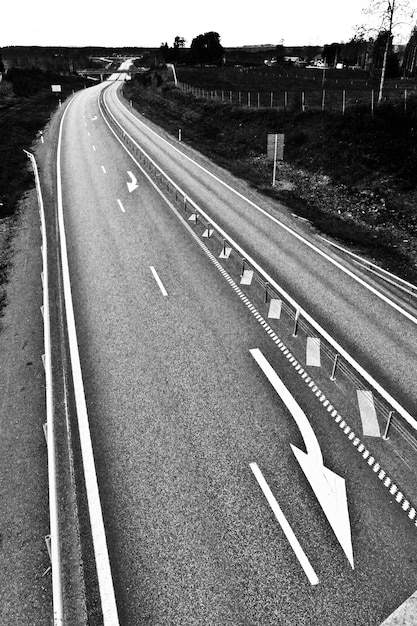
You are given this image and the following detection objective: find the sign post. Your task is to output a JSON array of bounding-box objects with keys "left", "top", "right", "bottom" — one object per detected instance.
[{"left": 267, "top": 133, "right": 285, "bottom": 186}]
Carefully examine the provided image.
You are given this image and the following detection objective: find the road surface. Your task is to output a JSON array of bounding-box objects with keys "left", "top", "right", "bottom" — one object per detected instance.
[{"left": 51, "top": 78, "right": 417, "bottom": 625}]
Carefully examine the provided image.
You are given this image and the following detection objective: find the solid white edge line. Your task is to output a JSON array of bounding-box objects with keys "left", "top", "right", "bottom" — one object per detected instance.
[
  {"left": 57, "top": 95, "right": 120, "bottom": 624},
  {"left": 150, "top": 265, "right": 168, "bottom": 296},
  {"left": 319, "top": 236, "right": 417, "bottom": 293},
  {"left": 114, "top": 85, "right": 417, "bottom": 327},
  {"left": 24, "top": 149, "right": 64, "bottom": 625},
  {"left": 102, "top": 84, "right": 417, "bottom": 434},
  {"left": 250, "top": 462, "right": 319, "bottom": 586}
]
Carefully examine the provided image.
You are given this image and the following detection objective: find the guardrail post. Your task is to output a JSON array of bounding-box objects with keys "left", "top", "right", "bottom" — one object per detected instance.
[
  {"left": 241, "top": 259, "right": 246, "bottom": 276},
  {"left": 183, "top": 196, "right": 187, "bottom": 212},
  {"left": 330, "top": 354, "right": 339, "bottom": 381},
  {"left": 293, "top": 308, "right": 300, "bottom": 337},
  {"left": 383, "top": 411, "right": 394, "bottom": 440}
]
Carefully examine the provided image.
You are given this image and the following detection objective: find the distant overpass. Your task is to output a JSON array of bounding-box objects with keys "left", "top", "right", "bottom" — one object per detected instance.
[{"left": 77, "top": 67, "right": 147, "bottom": 80}]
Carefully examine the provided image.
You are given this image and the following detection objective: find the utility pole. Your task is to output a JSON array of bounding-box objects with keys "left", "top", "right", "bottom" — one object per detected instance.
[{"left": 378, "top": 0, "right": 395, "bottom": 103}]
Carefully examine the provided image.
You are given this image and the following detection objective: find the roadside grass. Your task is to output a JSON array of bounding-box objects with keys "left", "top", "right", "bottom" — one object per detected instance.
[
  {"left": 124, "top": 70, "right": 417, "bottom": 283},
  {"left": 0, "top": 69, "right": 93, "bottom": 319}
]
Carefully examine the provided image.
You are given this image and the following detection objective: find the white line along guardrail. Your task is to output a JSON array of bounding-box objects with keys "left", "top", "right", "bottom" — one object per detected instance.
[
  {"left": 57, "top": 96, "right": 120, "bottom": 625},
  {"left": 100, "top": 84, "right": 417, "bottom": 434},
  {"left": 24, "top": 149, "right": 64, "bottom": 625}
]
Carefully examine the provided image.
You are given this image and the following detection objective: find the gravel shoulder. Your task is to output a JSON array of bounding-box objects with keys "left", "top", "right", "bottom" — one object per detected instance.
[{"left": 0, "top": 188, "right": 52, "bottom": 624}]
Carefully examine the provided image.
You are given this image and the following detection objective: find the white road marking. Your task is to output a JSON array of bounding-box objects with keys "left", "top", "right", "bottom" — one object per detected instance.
[
  {"left": 57, "top": 97, "right": 120, "bottom": 625},
  {"left": 127, "top": 170, "right": 139, "bottom": 193},
  {"left": 357, "top": 390, "right": 381, "bottom": 437},
  {"left": 115, "top": 86, "right": 417, "bottom": 326},
  {"left": 250, "top": 462, "right": 319, "bottom": 586},
  {"left": 150, "top": 266, "right": 168, "bottom": 296},
  {"left": 268, "top": 298, "right": 282, "bottom": 319},
  {"left": 320, "top": 236, "right": 417, "bottom": 297},
  {"left": 92, "top": 145, "right": 96, "bottom": 151},
  {"left": 250, "top": 348, "right": 354, "bottom": 569},
  {"left": 101, "top": 85, "right": 417, "bottom": 434},
  {"left": 240, "top": 269, "right": 254, "bottom": 285},
  {"left": 101, "top": 165, "right": 106, "bottom": 174},
  {"left": 306, "top": 337, "right": 321, "bottom": 367},
  {"left": 117, "top": 199, "right": 126, "bottom": 213}
]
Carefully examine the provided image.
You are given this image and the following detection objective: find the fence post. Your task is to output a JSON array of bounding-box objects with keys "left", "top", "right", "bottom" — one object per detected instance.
[
  {"left": 321, "top": 89, "right": 326, "bottom": 112},
  {"left": 383, "top": 411, "right": 394, "bottom": 440},
  {"left": 404, "top": 89, "right": 407, "bottom": 111},
  {"left": 248, "top": 92, "right": 251, "bottom": 107},
  {"left": 302, "top": 92, "right": 305, "bottom": 112},
  {"left": 371, "top": 89, "right": 374, "bottom": 115},
  {"left": 230, "top": 90, "right": 232, "bottom": 103},
  {"left": 330, "top": 354, "right": 339, "bottom": 381},
  {"left": 284, "top": 91, "right": 288, "bottom": 111},
  {"left": 293, "top": 309, "right": 300, "bottom": 337},
  {"left": 342, "top": 90, "right": 346, "bottom": 115},
  {"left": 270, "top": 91, "right": 273, "bottom": 108},
  {"left": 257, "top": 92, "right": 260, "bottom": 108}
]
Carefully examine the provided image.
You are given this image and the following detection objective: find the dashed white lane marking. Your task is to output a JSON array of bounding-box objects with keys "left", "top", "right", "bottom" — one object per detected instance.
[
  {"left": 101, "top": 165, "right": 106, "bottom": 174},
  {"left": 117, "top": 199, "right": 126, "bottom": 213},
  {"left": 92, "top": 145, "right": 96, "bottom": 151},
  {"left": 250, "top": 462, "right": 319, "bottom": 586},
  {"left": 150, "top": 266, "right": 168, "bottom": 297}
]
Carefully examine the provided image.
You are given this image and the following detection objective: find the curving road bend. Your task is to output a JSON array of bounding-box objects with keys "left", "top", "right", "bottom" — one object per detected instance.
[{"left": 55, "top": 80, "right": 417, "bottom": 625}]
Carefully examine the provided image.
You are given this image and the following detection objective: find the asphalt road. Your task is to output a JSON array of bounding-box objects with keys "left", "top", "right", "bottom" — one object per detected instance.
[{"left": 58, "top": 81, "right": 417, "bottom": 625}]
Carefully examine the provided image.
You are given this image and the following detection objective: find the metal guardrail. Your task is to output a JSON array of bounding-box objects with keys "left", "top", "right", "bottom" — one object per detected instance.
[
  {"left": 24, "top": 149, "right": 64, "bottom": 625},
  {"left": 98, "top": 86, "right": 417, "bottom": 524},
  {"left": 99, "top": 86, "right": 416, "bottom": 425}
]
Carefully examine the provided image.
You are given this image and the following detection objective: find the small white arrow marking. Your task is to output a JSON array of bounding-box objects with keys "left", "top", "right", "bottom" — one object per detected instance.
[
  {"left": 250, "top": 347, "right": 354, "bottom": 569},
  {"left": 127, "top": 171, "right": 139, "bottom": 193},
  {"left": 91, "top": 115, "right": 97, "bottom": 121}
]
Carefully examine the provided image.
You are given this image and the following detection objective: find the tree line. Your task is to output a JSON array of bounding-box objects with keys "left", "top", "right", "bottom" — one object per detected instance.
[{"left": 160, "top": 32, "right": 224, "bottom": 65}]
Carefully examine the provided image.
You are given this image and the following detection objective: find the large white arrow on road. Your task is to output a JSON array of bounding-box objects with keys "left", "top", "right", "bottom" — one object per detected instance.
[{"left": 250, "top": 348, "right": 354, "bottom": 569}]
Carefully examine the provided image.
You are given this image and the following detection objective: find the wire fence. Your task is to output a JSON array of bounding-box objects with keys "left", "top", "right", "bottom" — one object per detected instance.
[{"left": 177, "top": 80, "right": 417, "bottom": 114}]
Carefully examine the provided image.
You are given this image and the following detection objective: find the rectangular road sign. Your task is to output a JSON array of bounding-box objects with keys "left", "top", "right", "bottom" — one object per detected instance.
[
  {"left": 267, "top": 133, "right": 285, "bottom": 161},
  {"left": 51, "top": 85, "right": 62, "bottom": 93}
]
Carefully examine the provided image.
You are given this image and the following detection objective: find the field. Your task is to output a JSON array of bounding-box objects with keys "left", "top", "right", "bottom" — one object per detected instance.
[
  {"left": 125, "top": 68, "right": 417, "bottom": 282},
  {"left": 176, "top": 66, "right": 417, "bottom": 113}
]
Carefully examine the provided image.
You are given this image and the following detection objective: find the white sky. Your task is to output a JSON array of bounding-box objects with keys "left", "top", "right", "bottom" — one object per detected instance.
[{"left": 2, "top": 0, "right": 414, "bottom": 48}]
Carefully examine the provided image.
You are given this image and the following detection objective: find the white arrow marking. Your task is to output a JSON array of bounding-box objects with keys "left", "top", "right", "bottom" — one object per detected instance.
[
  {"left": 249, "top": 347, "right": 354, "bottom": 569},
  {"left": 127, "top": 171, "right": 139, "bottom": 193},
  {"left": 91, "top": 115, "right": 97, "bottom": 121}
]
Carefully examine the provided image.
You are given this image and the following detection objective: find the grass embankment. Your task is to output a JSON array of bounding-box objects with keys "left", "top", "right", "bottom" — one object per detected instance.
[
  {"left": 124, "top": 70, "right": 417, "bottom": 282},
  {"left": 0, "top": 68, "right": 93, "bottom": 316}
]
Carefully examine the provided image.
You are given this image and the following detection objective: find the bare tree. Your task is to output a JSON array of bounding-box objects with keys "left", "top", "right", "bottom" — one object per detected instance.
[{"left": 361, "top": 0, "right": 415, "bottom": 101}]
